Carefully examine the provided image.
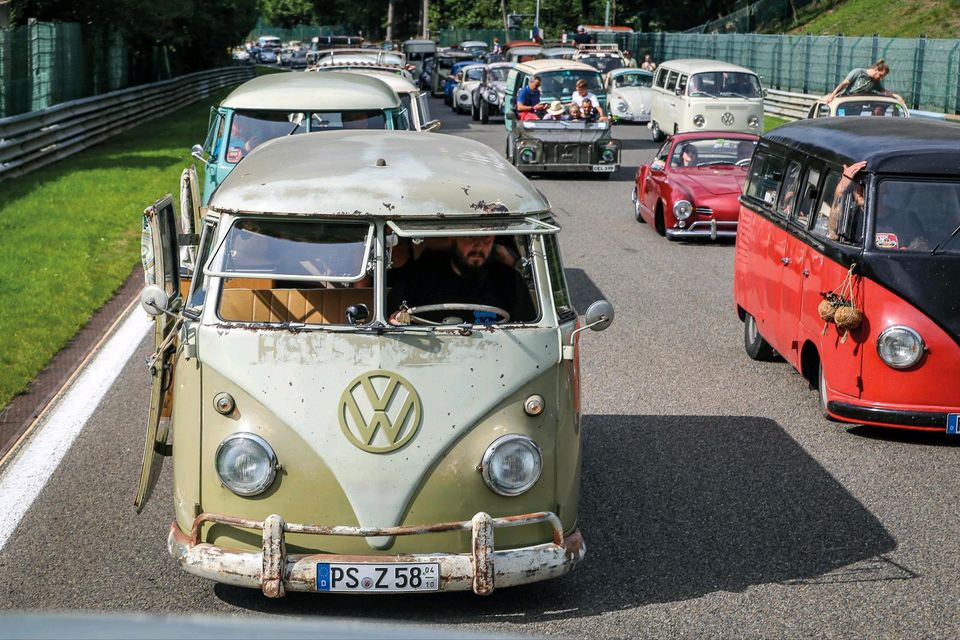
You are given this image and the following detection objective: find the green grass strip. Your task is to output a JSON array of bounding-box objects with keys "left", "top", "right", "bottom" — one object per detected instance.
[
  {"left": 764, "top": 114, "right": 790, "bottom": 132},
  {"left": 0, "top": 85, "right": 242, "bottom": 410}
]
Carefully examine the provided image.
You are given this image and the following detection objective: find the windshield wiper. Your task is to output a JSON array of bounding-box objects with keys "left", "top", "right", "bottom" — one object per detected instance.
[
  {"left": 930, "top": 221, "right": 960, "bottom": 255},
  {"left": 689, "top": 91, "right": 718, "bottom": 100},
  {"left": 721, "top": 91, "right": 754, "bottom": 100}
]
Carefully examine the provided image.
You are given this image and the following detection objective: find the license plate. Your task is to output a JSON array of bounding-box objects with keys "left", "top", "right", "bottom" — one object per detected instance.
[
  {"left": 316, "top": 562, "right": 440, "bottom": 592},
  {"left": 948, "top": 414, "right": 959, "bottom": 435},
  {"left": 592, "top": 165, "right": 615, "bottom": 172}
]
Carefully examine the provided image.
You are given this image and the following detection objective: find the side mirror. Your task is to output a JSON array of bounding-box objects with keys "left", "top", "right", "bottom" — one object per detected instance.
[
  {"left": 424, "top": 119, "right": 442, "bottom": 132},
  {"left": 191, "top": 144, "right": 209, "bottom": 165},
  {"left": 140, "top": 284, "right": 170, "bottom": 317},
  {"left": 761, "top": 88, "right": 769, "bottom": 98},
  {"left": 651, "top": 160, "right": 665, "bottom": 172},
  {"left": 584, "top": 300, "right": 614, "bottom": 332},
  {"left": 675, "top": 87, "right": 684, "bottom": 96}
]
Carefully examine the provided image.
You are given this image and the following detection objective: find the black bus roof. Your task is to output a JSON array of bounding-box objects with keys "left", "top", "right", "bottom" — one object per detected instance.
[{"left": 762, "top": 117, "right": 960, "bottom": 176}]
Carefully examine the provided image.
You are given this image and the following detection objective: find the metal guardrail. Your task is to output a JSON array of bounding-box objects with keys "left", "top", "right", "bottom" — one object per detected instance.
[
  {"left": 0, "top": 66, "right": 255, "bottom": 181},
  {"left": 764, "top": 88, "right": 817, "bottom": 121}
]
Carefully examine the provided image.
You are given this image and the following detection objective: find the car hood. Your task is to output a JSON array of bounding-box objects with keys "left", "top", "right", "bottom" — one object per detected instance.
[
  {"left": 611, "top": 87, "right": 651, "bottom": 105},
  {"left": 675, "top": 167, "right": 747, "bottom": 195}
]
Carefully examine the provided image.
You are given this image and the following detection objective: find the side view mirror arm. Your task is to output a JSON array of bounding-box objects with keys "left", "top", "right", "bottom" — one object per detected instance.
[{"left": 191, "top": 144, "right": 211, "bottom": 166}]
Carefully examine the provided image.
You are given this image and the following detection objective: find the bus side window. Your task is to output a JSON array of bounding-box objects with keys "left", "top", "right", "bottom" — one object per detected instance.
[
  {"left": 793, "top": 166, "right": 821, "bottom": 228},
  {"left": 810, "top": 171, "right": 843, "bottom": 240},
  {"left": 665, "top": 71, "right": 678, "bottom": 92},
  {"left": 744, "top": 152, "right": 786, "bottom": 207},
  {"left": 776, "top": 160, "right": 803, "bottom": 218},
  {"left": 654, "top": 68, "right": 667, "bottom": 88}
]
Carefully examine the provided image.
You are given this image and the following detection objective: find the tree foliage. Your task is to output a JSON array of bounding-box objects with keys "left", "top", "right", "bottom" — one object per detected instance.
[
  {"left": 10, "top": 0, "right": 258, "bottom": 72},
  {"left": 259, "top": 0, "right": 314, "bottom": 29}
]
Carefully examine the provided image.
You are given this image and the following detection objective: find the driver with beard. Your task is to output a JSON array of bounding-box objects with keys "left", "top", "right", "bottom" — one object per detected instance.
[{"left": 387, "top": 236, "right": 536, "bottom": 325}]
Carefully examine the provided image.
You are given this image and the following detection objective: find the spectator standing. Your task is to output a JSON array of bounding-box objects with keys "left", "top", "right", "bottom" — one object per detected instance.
[
  {"left": 572, "top": 25, "right": 592, "bottom": 46},
  {"left": 623, "top": 51, "right": 637, "bottom": 68},
  {"left": 492, "top": 37, "right": 502, "bottom": 55},
  {"left": 640, "top": 53, "right": 657, "bottom": 71},
  {"left": 825, "top": 60, "right": 904, "bottom": 104}
]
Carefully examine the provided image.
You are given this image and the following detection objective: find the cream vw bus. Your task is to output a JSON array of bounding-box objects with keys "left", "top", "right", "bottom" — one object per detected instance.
[
  {"left": 648, "top": 59, "right": 764, "bottom": 142},
  {"left": 136, "top": 131, "right": 613, "bottom": 597}
]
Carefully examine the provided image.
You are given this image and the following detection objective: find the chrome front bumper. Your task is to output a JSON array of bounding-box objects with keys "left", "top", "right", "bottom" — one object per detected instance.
[
  {"left": 666, "top": 219, "right": 738, "bottom": 239},
  {"left": 168, "top": 511, "right": 584, "bottom": 597}
]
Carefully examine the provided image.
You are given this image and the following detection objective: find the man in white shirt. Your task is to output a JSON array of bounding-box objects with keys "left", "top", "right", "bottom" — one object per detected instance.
[{"left": 570, "top": 79, "right": 607, "bottom": 120}]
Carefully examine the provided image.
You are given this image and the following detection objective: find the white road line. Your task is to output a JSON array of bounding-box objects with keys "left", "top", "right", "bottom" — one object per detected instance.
[{"left": 0, "top": 308, "right": 151, "bottom": 550}]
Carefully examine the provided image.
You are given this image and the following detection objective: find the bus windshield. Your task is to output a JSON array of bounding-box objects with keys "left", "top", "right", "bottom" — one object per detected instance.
[
  {"left": 874, "top": 180, "right": 960, "bottom": 254},
  {"left": 689, "top": 72, "right": 762, "bottom": 99},
  {"left": 537, "top": 71, "right": 603, "bottom": 101}
]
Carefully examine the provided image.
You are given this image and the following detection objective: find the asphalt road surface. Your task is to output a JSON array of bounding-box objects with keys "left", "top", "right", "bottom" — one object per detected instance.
[{"left": 1, "top": 97, "right": 959, "bottom": 638}]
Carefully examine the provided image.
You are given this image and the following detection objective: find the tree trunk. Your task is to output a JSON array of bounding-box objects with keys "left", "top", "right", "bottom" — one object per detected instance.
[{"left": 422, "top": 0, "right": 429, "bottom": 38}]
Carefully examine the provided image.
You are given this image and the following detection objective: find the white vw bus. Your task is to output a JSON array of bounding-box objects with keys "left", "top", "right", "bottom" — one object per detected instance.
[
  {"left": 136, "top": 131, "right": 613, "bottom": 597},
  {"left": 648, "top": 59, "right": 764, "bottom": 142}
]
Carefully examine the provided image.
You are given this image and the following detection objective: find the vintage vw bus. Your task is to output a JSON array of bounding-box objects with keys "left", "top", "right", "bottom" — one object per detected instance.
[
  {"left": 504, "top": 59, "right": 620, "bottom": 176},
  {"left": 649, "top": 59, "right": 764, "bottom": 142},
  {"left": 734, "top": 118, "right": 960, "bottom": 431},
  {"left": 191, "top": 73, "right": 407, "bottom": 205},
  {"left": 136, "top": 131, "right": 613, "bottom": 596}
]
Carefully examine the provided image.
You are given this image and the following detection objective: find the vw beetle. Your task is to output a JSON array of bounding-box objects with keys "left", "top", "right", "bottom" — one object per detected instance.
[
  {"left": 135, "top": 131, "right": 613, "bottom": 597},
  {"left": 606, "top": 68, "right": 653, "bottom": 124}
]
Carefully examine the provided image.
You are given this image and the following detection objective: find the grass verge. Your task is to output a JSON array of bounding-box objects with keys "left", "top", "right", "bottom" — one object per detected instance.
[
  {"left": 764, "top": 114, "right": 791, "bottom": 132},
  {"left": 787, "top": 0, "right": 960, "bottom": 38},
  {"left": 0, "top": 83, "right": 245, "bottom": 410}
]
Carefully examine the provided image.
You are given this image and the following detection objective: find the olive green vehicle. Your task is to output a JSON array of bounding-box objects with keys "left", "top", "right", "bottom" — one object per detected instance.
[
  {"left": 504, "top": 59, "right": 621, "bottom": 176},
  {"left": 136, "top": 130, "right": 614, "bottom": 597}
]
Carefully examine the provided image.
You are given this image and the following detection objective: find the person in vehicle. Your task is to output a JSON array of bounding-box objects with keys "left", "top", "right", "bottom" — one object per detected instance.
[
  {"left": 387, "top": 235, "right": 536, "bottom": 325},
  {"left": 571, "top": 79, "right": 606, "bottom": 119},
  {"left": 542, "top": 101, "right": 567, "bottom": 120},
  {"left": 517, "top": 75, "right": 547, "bottom": 119},
  {"left": 675, "top": 143, "right": 699, "bottom": 167},
  {"left": 572, "top": 25, "right": 592, "bottom": 46},
  {"left": 827, "top": 160, "right": 867, "bottom": 241},
  {"left": 567, "top": 103, "right": 582, "bottom": 120},
  {"left": 824, "top": 60, "right": 904, "bottom": 104},
  {"left": 580, "top": 100, "right": 602, "bottom": 122}
]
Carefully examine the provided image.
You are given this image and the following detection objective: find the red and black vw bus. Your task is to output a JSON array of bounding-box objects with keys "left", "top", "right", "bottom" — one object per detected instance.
[{"left": 734, "top": 118, "right": 960, "bottom": 432}]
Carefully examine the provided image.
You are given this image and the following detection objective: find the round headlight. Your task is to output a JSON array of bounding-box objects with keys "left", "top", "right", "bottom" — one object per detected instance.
[
  {"left": 748, "top": 115, "right": 760, "bottom": 128},
  {"left": 481, "top": 435, "right": 542, "bottom": 496},
  {"left": 616, "top": 101, "right": 628, "bottom": 113},
  {"left": 877, "top": 326, "right": 924, "bottom": 369},
  {"left": 674, "top": 200, "right": 693, "bottom": 220},
  {"left": 215, "top": 433, "right": 278, "bottom": 496},
  {"left": 693, "top": 114, "right": 705, "bottom": 128},
  {"left": 601, "top": 147, "right": 616, "bottom": 162},
  {"left": 520, "top": 147, "right": 535, "bottom": 163}
]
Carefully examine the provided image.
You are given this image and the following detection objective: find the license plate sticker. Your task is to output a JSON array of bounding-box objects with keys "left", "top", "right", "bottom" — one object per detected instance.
[
  {"left": 948, "top": 414, "right": 959, "bottom": 435},
  {"left": 316, "top": 562, "right": 440, "bottom": 592},
  {"left": 592, "top": 165, "right": 615, "bottom": 172}
]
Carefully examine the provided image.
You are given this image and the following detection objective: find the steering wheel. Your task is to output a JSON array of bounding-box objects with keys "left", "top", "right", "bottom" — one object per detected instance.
[
  {"left": 401, "top": 303, "right": 510, "bottom": 326},
  {"left": 735, "top": 158, "right": 751, "bottom": 167}
]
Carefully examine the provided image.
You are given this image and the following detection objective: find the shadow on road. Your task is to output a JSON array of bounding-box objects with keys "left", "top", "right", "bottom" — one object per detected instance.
[{"left": 215, "top": 414, "right": 900, "bottom": 624}]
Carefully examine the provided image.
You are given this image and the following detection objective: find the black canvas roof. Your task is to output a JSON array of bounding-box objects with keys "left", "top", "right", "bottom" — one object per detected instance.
[{"left": 763, "top": 117, "right": 960, "bottom": 176}]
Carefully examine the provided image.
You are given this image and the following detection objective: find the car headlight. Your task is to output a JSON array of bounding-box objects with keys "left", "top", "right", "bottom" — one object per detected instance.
[
  {"left": 748, "top": 115, "right": 760, "bottom": 128},
  {"left": 601, "top": 147, "right": 616, "bottom": 162},
  {"left": 616, "top": 101, "right": 628, "bottom": 113},
  {"left": 486, "top": 90, "right": 499, "bottom": 103},
  {"left": 215, "top": 433, "right": 278, "bottom": 496},
  {"left": 877, "top": 326, "right": 924, "bottom": 369},
  {"left": 519, "top": 146, "right": 537, "bottom": 163},
  {"left": 693, "top": 114, "right": 705, "bottom": 128},
  {"left": 481, "top": 435, "right": 543, "bottom": 496},
  {"left": 674, "top": 200, "right": 693, "bottom": 220}
]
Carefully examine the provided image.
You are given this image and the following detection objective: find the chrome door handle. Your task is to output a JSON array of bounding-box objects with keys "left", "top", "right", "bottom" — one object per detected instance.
[
  {"left": 802, "top": 269, "right": 810, "bottom": 277},
  {"left": 780, "top": 257, "right": 791, "bottom": 265}
]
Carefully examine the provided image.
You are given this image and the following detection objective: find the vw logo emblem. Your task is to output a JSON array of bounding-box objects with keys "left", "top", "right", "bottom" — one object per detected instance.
[
  {"left": 338, "top": 370, "right": 423, "bottom": 453},
  {"left": 721, "top": 112, "right": 735, "bottom": 126}
]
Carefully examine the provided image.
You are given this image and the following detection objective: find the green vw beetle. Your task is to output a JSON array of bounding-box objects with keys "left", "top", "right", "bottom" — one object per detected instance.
[{"left": 137, "top": 130, "right": 613, "bottom": 597}]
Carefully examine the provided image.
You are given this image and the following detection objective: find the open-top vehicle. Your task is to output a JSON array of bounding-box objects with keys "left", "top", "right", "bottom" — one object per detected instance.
[
  {"left": 806, "top": 94, "right": 909, "bottom": 119},
  {"left": 504, "top": 59, "right": 620, "bottom": 176}
]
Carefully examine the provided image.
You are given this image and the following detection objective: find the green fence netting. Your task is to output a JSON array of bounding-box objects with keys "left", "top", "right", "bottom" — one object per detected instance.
[{"left": 0, "top": 21, "right": 175, "bottom": 119}]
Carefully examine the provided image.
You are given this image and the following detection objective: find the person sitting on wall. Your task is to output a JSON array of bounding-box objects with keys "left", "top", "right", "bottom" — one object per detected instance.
[{"left": 516, "top": 75, "right": 547, "bottom": 120}]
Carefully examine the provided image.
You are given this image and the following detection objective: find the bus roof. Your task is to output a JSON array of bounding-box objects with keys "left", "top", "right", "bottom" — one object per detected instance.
[
  {"left": 220, "top": 72, "right": 400, "bottom": 111},
  {"left": 209, "top": 131, "right": 550, "bottom": 217},
  {"left": 763, "top": 118, "right": 960, "bottom": 175}
]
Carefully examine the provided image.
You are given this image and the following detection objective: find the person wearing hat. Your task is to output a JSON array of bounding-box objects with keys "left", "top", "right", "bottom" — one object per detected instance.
[{"left": 542, "top": 101, "right": 567, "bottom": 120}]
